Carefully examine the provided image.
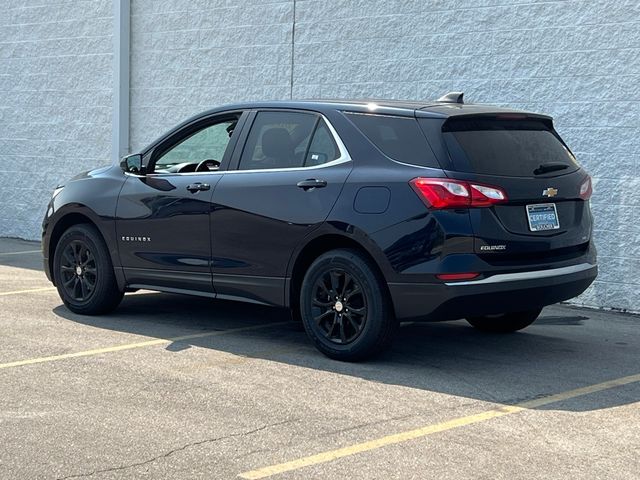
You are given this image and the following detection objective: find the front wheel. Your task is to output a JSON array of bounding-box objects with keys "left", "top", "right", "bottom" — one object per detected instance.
[
  {"left": 53, "top": 224, "right": 123, "bottom": 315},
  {"left": 466, "top": 308, "right": 542, "bottom": 333},
  {"left": 300, "top": 249, "right": 396, "bottom": 361}
]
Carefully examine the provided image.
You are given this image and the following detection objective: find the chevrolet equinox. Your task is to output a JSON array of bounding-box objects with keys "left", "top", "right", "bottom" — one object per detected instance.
[{"left": 42, "top": 93, "right": 597, "bottom": 361}]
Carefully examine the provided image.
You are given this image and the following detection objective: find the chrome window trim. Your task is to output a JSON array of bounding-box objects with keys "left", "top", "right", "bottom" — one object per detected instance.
[
  {"left": 229, "top": 112, "right": 351, "bottom": 174},
  {"left": 127, "top": 113, "right": 351, "bottom": 177},
  {"left": 226, "top": 156, "right": 351, "bottom": 175},
  {"left": 144, "top": 170, "right": 224, "bottom": 178},
  {"left": 141, "top": 156, "right": 351, "bottom": 178},
  {"left": 445, "top": 263, "right": 596, "bottom": 286}
]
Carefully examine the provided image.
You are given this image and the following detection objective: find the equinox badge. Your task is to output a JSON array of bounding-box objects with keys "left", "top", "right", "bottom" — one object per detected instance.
[{"left": 542, "top": 187, "right": 558, "bottom": 198}]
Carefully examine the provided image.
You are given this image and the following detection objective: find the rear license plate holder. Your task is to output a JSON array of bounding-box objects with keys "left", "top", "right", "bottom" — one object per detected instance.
[{"left": 526, "top": 203, "right": 560, "bottom": 232}]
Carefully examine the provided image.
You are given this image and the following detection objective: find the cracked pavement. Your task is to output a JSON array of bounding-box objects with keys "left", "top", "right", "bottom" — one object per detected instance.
[
  {"left": 1, "top": 238, "right": 639, "bottom": 479},
  {"left": 55, "top": 420, "right": 295, "bottom": 480}
]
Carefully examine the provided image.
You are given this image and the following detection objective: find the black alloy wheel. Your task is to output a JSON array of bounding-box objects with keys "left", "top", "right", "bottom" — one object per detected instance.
[
  {"left": 300, "top": 248, "right": 397, "bottom": 361},
  {"left": 59, "top": 239, "right": 97, "bottom": 302},
  {"left": 53, "top": 224, "right": 123, "bottom": 315},
  {"left": 311, "top": 268, "right": 367, "bottom": 345}
]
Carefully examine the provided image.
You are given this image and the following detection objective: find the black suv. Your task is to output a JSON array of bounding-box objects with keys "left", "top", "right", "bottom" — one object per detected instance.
[{"left": 43, "top": 94, "right": 597, "bottom": 361}]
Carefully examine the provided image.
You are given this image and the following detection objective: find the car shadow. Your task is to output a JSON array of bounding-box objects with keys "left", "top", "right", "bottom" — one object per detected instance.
[
  {"left": 0, "top": 251, "right": 43, "bottom": 272},
  {"left": 53, "top": 291, "right": 639, "bottom": 413}
]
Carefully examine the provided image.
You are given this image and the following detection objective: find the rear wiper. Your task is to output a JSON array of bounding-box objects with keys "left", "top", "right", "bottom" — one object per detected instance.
[{"left": 533, "top": 163, "right": 569, "bottom": 175}]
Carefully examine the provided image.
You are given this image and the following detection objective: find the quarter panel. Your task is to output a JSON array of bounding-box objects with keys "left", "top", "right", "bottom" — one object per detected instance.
[{"left": 325, "top": 162, "right": 475, "bottom": 282}]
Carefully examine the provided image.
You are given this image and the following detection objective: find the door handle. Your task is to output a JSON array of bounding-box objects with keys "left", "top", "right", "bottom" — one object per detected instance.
[
  {"left": 187, "top": 183, "right": 210, "bottom": 193},
  {"left": 296, "top": 179, "right": 327, "bottom": 191}
]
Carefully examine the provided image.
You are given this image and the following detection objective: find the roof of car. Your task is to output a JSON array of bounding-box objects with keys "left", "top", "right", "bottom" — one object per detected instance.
[
  {"left": 143, "top": 97, "right": 550, "bottom": 154},
  {"left": 202, "top": 98, "right": 548, "bottom": 120}
]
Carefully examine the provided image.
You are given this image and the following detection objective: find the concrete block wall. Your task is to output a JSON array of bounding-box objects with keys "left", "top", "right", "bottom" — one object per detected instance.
[
  {"left": 290, "top": 0, "right": 640, "bottom": 312},
  {"left": 1, "top": 0, "right": 638, "bottom": 311},
  {"left": 129, "top": 0, "right": 294, "bottom": 152},
  {"left": 0, "top": 0, "right": 114, "bottom": 240}
]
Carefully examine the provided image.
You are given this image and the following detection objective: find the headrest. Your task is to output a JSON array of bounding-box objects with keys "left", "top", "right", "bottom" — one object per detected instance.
[{"left": 262, "top": 128, "right": 293, "bottom": 158}]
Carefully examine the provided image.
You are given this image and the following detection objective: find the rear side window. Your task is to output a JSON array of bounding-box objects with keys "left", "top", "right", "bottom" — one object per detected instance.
[
  {"left": 345, "top": 113, "right": 439, "bottom": 167},
  {"left": 305, "top": 121, "right": 340, "bottom": 166},
  {"left": 434, "top": 117, "right": 579, "bottom": 177}
]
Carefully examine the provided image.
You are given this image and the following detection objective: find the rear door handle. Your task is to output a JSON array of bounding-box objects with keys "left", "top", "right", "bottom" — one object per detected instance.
[
  {"left": 187, "top": 182, "right": 210, "bottom": 193},
  {"left": 296, "top": 179, "right": 327, "bottom": 191}
]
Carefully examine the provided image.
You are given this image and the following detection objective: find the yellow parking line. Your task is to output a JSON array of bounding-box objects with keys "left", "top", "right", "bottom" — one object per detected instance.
[
  {"left": 0, "top": 250, "right": 42, "bottom": 256},
  {"left": 0, "top": 321, "right": 288, "bottom": 370},
  {"left": 517, "top": 373, "right": 640, "bottom": 408},
  {"left": 238, "top": 373, "right": 640, "bottom": 479},
  {"left": 0, "top": 287, "right": 56, "bottom": 296}
]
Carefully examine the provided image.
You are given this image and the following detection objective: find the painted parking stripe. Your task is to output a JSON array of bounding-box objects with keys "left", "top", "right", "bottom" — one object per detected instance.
[
  {"left": 238, "top": 372, "right": 640, "bottom": 479},
  {"left": 0, "top": 250, "right": 42, "bottom": 256},
  {"left": 0, "top": 321, "right": 289, "bottom": 370},
  {"left": 0, "top": 287, "right": 56, "bottom": 296}
]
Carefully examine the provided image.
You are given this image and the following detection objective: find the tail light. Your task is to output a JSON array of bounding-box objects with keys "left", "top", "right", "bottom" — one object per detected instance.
[
  {"left": 579, "top": 176, "right": 592, "bottom": 200},
  {"left": 410, "top": 178, "right": 507, "bottom": 209}
]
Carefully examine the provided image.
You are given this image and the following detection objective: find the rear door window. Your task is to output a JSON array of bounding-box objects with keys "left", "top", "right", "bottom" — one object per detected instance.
[
  {"left": 432, "top": 116, "right": 579, "bottom": 177},
  {"left": 345, "top": 112, "right": 439, "bottom": 167},
  {"left": 238, "top": 111, "right": 340, "bottom": 170}
]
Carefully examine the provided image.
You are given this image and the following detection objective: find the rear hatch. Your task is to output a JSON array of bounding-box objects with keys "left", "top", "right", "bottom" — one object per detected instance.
[{"left": 417, "top": 113, "right": 593, "bottom": 260}]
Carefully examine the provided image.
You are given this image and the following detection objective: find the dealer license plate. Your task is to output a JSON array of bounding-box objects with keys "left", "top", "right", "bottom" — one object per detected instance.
[{"left": 526, "top": 203, "right": 560, "bottom": 232}]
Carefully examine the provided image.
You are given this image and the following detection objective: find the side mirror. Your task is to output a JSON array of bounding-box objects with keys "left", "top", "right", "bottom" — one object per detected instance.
[{"left": 120, "top": 154, "right": 144, "bottom": 175}]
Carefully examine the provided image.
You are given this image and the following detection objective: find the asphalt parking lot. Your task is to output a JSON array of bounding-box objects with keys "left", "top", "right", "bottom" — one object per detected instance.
[{"left": 1, "top": 237, "right": 638, "bottom": 480}]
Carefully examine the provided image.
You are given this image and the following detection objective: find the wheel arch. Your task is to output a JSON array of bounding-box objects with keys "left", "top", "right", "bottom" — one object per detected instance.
[
  {"left": 46, "top": 207, "right": 124, "bottom": 290},
  {"left": 286, "top": 232, "right": 391, "bottom": 319}
]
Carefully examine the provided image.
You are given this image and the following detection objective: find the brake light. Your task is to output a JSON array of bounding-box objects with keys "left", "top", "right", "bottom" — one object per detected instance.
[
  {"left": 410, "top": 178, "right": 507, "bottom": 209},
  {"left": 470, "top": 183, "right": 507, "bottom": 206},
  {"left": 409, "top": 178, "right": 469, "bottom": 208},
  {"left": 579, "top": 176, "right": 592, "bottom": 200},
  {"left": 495, "top": 114, "right": 527, "bottom": 120},
  {"left": 436, "top": 272, "right": 480, "bottom": 281}
]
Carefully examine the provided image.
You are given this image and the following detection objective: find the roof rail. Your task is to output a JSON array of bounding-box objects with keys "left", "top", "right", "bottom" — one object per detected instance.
[{"left": 437, "top": 92, "right": 464, "bottom": 104}]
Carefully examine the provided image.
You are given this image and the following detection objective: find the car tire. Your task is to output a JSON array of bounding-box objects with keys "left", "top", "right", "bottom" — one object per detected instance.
[
  {"left": 466, "top": 308, "right": 542, "bottom": 333},
  {"left": 300, "top": 248, "right": 396, "bottom": 361},
  {"left": 53, "top": 224, "right": 123, "bottom": 315}
]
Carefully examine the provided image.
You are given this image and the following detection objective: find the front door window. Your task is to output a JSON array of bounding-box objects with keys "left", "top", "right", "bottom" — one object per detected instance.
[{"left": 154, "top": 118, "right": 239, "bottom": 173}]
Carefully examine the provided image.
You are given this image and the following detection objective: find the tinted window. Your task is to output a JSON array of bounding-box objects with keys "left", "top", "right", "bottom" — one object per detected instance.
[
  {"left": 155, "top": 119, "right": 237, "bottom": 170},
  {"left": 239, "top": 111, "right": 338, "bottom": 170},
  {"left": 345, "top": 113, "right": 439, "bottom": 167},
  {"left": 305, "top": 120, "right": 340, "bottom": 166},
  {"left": 437, "top": 117, "right": 579, "bottom": 177}
]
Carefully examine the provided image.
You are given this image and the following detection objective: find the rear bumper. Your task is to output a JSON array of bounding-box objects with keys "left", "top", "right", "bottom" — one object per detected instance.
[{"left": 388, "top": 262, "right": 597, "bottom": 321}]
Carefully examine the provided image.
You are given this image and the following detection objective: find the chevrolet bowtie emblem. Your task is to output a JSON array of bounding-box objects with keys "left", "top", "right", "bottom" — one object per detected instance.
[{"left": 543, "top": 187, "right": 558, "bottom": 197}]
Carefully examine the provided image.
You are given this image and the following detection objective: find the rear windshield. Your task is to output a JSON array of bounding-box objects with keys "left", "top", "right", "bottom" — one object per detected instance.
[
  {"left": 345, "top": 112, "right": 439, "bottom": 167},
  {"left": 434, "top": 117, "right": 579, "bottom": 177}
]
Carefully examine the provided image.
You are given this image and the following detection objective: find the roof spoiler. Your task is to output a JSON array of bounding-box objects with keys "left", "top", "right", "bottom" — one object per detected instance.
[{"left": 437, "top": 92, "right": 464, "bottom": 104}]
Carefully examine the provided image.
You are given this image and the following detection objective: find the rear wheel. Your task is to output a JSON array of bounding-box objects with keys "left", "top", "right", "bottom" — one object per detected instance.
[
  {"left": 466, "top": 308, "right": 542, "bottom": 333},
  {"left": 53, "top": 224, "right": 123, "bottom": 315},
  {"left": 300, "top": 249, "right": 396, "bottom": 361}
]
